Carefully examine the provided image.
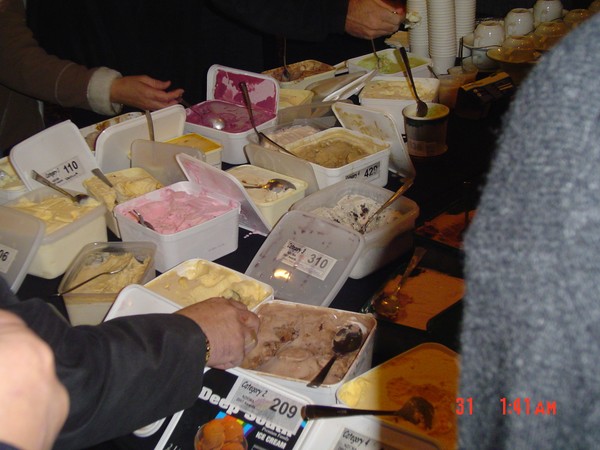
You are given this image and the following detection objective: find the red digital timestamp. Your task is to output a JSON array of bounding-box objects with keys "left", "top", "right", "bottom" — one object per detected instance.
[{"left": 456, "top": 397, "right": 557, "bottom": 416}]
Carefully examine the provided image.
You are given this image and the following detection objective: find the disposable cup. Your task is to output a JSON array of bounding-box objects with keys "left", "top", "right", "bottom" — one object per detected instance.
[{"left": 402, "top": 103, "right": 450, "bottom": 157}]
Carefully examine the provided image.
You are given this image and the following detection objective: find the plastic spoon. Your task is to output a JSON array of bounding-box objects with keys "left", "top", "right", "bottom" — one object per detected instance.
[{"left": 307, "top": 323, "right": 363, "bottom": 388}]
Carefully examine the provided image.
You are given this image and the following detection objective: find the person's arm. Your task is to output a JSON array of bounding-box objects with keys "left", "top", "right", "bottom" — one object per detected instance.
[{"left": 209, "top": 0, "right": 404, "bottom": 42}]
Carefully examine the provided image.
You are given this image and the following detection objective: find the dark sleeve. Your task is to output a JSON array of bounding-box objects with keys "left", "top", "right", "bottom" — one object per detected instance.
[
  {"left": 1, "top": 283, "right": 207, "bottom": 450},
  {"left": 208, "top": 0, "right": 349, "bottom": 41}
]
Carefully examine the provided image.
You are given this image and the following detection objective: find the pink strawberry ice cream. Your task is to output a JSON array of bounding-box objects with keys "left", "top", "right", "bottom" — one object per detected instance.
[{"left": 126, "top": 188, "right": 237, "bottom": 234}]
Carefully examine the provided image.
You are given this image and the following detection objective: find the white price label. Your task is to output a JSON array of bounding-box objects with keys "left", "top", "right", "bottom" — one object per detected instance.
[
  {"left": 335, "top": 428, "right": 394, "bottom": 450},
  {"left": 229, "top": 376, "right": 304, "bottom": 434},
  {"left": 345, "top": 162, "right": 381, "bottom": 182},
  {"left": 41, "top": 156, "right": 86, "bottom": 185},
  {"left": 276, "top": 239, "right": 337, "bottom": 281},
  {"left": 0, "top": 244, "right": 18, "bottom": 274}
]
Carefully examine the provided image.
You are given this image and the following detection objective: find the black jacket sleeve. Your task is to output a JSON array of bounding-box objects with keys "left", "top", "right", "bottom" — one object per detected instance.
[
  {"left": 1, "top": 279, "right": 207, "bottom": 449},
  {"left": 208, "top": 0, "right": 349, "bottom": 42}
]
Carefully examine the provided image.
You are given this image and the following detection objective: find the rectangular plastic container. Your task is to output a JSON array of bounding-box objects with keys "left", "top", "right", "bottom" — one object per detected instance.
[
  {"left": 59, "top": 241, "right": 157, "bottom": 325},
  {"left": 0, "top": 156, "right": 28, "bottom": 205},
  {"left": 83, "top": 167, "right": 163, "bottom": 238},
  {"left": 262, "top": 59, "right": 337, "bottom": 90},
  {"left": 145, "top": 258, "right": 274, "bottom": 310},
  {"left": 114, "top": 182, "right": 240, "bottom": 273},
  {"left": 165, "top": 133, "right": 222, "bottom": 168},
  {"left": 284, "top": 127, "right": 391, "bottom": 189},
  {"left": 291, "top": 180, "right": 419, "bottom": 279},
  {"left": 238, "top": 300, "right": 377, "bottom": 404},
  {"left": 5, "top": 187, "right": 107, "bottom": 279},
  {"left": 225, "top": 165, "right": 307, "bottom": 228},
  {"left": 79, "top": 112, "right": 143, "bottom": 152},
  {"left": 336, "top": 343, "right": 459, "bottom": 450},
  {"left": 184, "top": 65, "right": 279, "bottom": 164},
  {"left": 347, "top": 48, "right": 433, "bottom": 78},
  {"left": 359, "top": 76, "right": 440, "bottom": 136}
]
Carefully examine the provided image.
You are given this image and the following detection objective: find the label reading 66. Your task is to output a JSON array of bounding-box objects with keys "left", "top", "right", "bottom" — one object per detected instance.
[{"left": 277, "top": 239, "right": 337, "bottom": 281}]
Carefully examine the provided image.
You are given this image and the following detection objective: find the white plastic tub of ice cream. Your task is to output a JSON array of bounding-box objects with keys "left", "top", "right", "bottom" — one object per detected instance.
[
  {"left": 5, "top": 187, "right": 107, "bottom": 279},
  {"left": 347, "top": 48, "right": 432, "bottom": 78},
  {"left": 79, "top": 112, "right": 143, "bottom": 152},
  {"left": 262, "top": 59, "right": 337, "bottom": 90},
  {"left": 59, "top": 241, "right": 157, "bottom": 325},
  {"left": 83, "top": 167, "right": 163, "bottom": 238},
  {"left": 238, "top": 299, "right": 377, "bottom": 404},
  {"left": 284, "top": 127, "right": 391, "bottom": 189},
  {"left": 184, "top": 65, "right": 279, "bottom": 164},
  {"left": 114, "top": 181, "right": 240, "bottom": 273},
  {"left": 336, "top": 343, "right": 459, "bottom": 450},
  {"left": 291, "top": 179, "right": 419, "bottom": 279},
  {"left": 225, "top": 165, "right": 307, "bottom": 228},
  {"left": 165, "top": 133, "right": 222, "bottom": 168},
  {"left": 145, "top": 258, "right": 273, "bottom": 310},
  {"left": 359, "top": 76, "right": 440, "bottom": 136},
  {"left": 0, "top": 157, "right": 27, "bottom": 205}
]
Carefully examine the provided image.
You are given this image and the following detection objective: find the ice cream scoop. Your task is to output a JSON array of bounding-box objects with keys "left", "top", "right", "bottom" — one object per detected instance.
[
  {"left": 359, "top": 177, "right": 414, "bottom": 234},
  {"left": 242, "top": 178, "right": 296, "bottom": 193},
  {"left": 31, "top": 170, "right": 90, "bottom": 204},
  {"left": 307, "top": 323, "right": 363, "bottom": 388},
  {"left": 130, "top": 209, "right": 155, "bottom": 231},
  {"left": 301, "top": 396, "right": 435, "bottom": 430}
]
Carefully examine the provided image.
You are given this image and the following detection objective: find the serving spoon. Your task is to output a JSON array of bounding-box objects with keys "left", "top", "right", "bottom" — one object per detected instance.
[
  {"left": 399, "top": 46, "right": 428, "bottom": 117},
  {"left": 130, "top": 209, "right": 156, "bottom": 231},
  {"left": 307, "top": 323, "right": 363, "bottom": 388},
  {"left": 53, "top": 265, "right": 128, "bottom": 297},
  {"left": 31, "top": 170, "right": 90, "bottom": 204},
  {"left": 359, "top": 177, "right": 414, "bottom": 234},
  {"left": 301, "top": 396, "right": 435, "bottom": 430},
  {"left": 242, "top": 178, "right": 296, "bottom": 193}
]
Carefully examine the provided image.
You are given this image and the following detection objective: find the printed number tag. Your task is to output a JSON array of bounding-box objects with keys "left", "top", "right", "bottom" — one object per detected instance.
[
  {"left": 345, "top": 162, "right": 381, "bottom": 182},
  {"left": 229, "top": 376, "right": 304, "bottom": 434},
  {"left": 335, "top": 428, "right": 396, "bottom": 450},
  {"left": 41, "top": 156, "right": 85, "bottom": 185},
  {"left": 0, "top": 244, "right": 18, "bottom": 274},
  {"left": 277, "top": 239, "right": 337, "bottom": 281}
]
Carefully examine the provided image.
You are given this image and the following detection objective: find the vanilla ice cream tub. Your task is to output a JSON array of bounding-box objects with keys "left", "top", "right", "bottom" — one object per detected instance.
[
  {"left": 145, "top": 258, "right": 273, "bottom": 309},
  {"left": 225, "top": 165, "right": 307, "bottom": 228},
  {"left": 59, "top": 241, "right": 157, "bottom": 325},
  {"left": 84, "top": 167, "right": 163, "bottom": 237},
  {"left": 6, "top": 187, "right": 107, "bottom": 279},
  {"left": 0, "top": 157, "right": 27, "bottom": 205},
  {"left": 238, "top": 300, "right": 377, "bottom": 404}
]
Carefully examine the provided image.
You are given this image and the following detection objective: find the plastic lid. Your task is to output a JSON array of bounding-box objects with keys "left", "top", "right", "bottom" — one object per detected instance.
[
  {"left": 10, "top": 120, "right": 99, "bottom": 192},
  {"left": 206, "top": 64, "right": 279, "bottom": 114},
  {"left": 245, "top": 210, "right": 364, "bottom": 307},
  {"left": 176, "top": 153, "right": 270, "bottom": 236},
  {"left": 0, "top": 206, "right": 45, "bottom": 292},
  {"left": 95, "top": 105, "right": 186, "bottom": 173},
  {"left": 332, "top": 101, "right": 416, "bottom": 178}
]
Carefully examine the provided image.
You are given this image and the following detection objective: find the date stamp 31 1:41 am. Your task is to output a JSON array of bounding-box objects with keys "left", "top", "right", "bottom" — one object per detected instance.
[{"left": 456, "top": 397, "right": 557, "bottom": 416}]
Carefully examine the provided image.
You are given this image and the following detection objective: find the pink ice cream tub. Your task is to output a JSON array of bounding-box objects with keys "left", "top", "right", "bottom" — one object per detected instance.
[
  {"left": 114, "top": 182, "right": 240, "bottom": 273},
  {"left": 184, "top": 65, "right": 279, "bottom": 165}
]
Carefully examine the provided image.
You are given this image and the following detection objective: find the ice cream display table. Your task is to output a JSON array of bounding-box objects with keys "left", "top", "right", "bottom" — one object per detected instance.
[{"left": 14, "top": 107, "right": 502, "bottom": 450}]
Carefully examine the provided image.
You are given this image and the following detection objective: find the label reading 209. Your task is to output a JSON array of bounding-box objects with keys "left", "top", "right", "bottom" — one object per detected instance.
[{"left": 277, "top": 239, "right": 337, "bottom": 281}]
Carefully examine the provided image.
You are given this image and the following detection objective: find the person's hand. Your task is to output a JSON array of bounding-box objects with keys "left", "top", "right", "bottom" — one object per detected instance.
[
  {"left": 0, "top": 311, "right": 69, "bottom": 450},
  {"left": 345, "top": 0, "right": 406, "bottom": 39},
  {"left": 110, "top": 75, "right": 184, "bottom": 111},
  {"left": 176, "top": 298, "right": 261, "bottom": 370}
]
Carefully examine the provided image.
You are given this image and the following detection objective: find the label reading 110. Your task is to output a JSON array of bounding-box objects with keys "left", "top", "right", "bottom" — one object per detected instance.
[
  {"left": 228, "top": 376, "right": 304, "bottom": 434},
  {"left": 0, "top": 244, "right": 18, "bottom": 274},
  {"left": 277, "top": 239, "right": 337, "bottom": 281},
  {"left": 42, "top": 156, "right": 85, "bottom": 185}
]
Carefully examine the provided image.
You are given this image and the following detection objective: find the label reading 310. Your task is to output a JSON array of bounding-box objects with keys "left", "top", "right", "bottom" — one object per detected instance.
[{"left": 277, "top": 239, "right": 337, "bottom": 281}]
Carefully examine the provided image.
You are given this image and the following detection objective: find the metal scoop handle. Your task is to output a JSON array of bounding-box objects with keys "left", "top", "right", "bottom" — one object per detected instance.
[{"left": 360, "top": 177, "right": 414, "bottom": 233}]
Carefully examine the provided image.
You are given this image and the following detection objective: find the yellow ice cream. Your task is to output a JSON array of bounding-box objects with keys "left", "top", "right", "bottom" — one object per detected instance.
[
  {"left": 0, "top": 158, "right": 24, "bottom": 190},
  {"left": 361, "top": 79, "right": 438, "bottom": 101},
  {"left": 167, "top": 133, "right": 221, "bottom": 153},
  {"left": 10, "top": 195, "right": 100, "bottom": 234},
  {"left": 146, "top": 259, "right": 270, "bottom": 309},
  {"left": 84, "top": 168, "right": 162, "bottom": 210}
]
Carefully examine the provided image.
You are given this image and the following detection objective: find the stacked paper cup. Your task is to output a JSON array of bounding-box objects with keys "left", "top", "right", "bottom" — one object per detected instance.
[
  {"left": 455, "top": 0, "right": 476, "bottom": 56},
  {"left": 427, "top": 0, "right": 457, "bottom": 75},
  {"left": 407, "top": 0, "right": 429, "bottom": 58}
]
